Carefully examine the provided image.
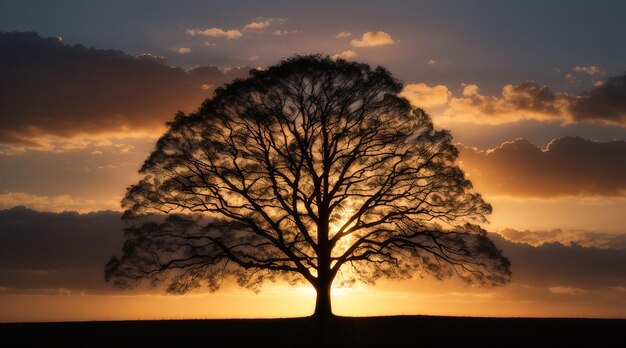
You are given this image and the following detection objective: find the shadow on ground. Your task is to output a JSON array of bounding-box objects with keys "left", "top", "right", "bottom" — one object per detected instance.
[{"left": 1, "top": 315, "right": 625, "bottom": 347}]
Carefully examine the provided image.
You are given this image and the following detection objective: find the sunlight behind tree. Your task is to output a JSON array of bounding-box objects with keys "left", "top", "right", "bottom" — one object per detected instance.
[{"left": 106, "top": 55, "right": 511, "bottom": 318}]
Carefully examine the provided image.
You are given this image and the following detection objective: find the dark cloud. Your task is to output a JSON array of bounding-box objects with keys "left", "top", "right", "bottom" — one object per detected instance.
[
  {"left": 0, "top": 32, "right": 250, "bottom": 146},
  {"left": 446, "top": 119, "right": 626, "bottom": 150},
  {"left": 463, "top": 81, "right": 561, "bottom": 116},
  {"left": 506, "top": 81, "right": 561, "bottom": 114},
  {"left": 1, "top": 207, "right": 626, "bottom": 296},
  {"left": 490, "top": 233, "right": 626, "bottom": 289},
  {"left": 569, "top": 74, "right": 626, "bottom": 125},
  {"left": 458, "top": 136, "right": 626, "bottom": 197},
  {"left": 0, "top": 207, "right": 124, "bottom": 293},
  {"left": 1, "top": 31, "right": 624, "bottom": 149}
]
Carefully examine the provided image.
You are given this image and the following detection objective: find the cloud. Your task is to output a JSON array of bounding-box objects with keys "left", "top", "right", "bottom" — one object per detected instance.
[
  {"left": 0, "top": 192, "right": 121, "bottom": 213},
  {"left": 489, "top": 233, "right": 626, "bottom": 290},
  {"left": 0, "top": 32, "right": 250, "bottom": 147},
  {"left": 243, "top": 18, "right": 287, "bottom": 30},
  {"left": 574, "top": 65, "right": 605, "bottom": 76},
  {"left": 272, "top": 30, "right": 302, "bottom": 36},
  {"left": 185, "top": 28, "right": 242, "bottom": 39},
  {"left": 569, "top": 74, "right": 626, "bottom": 125},
  {"left": 335, "top": 31, "right": 351, "bottom": 39},
  {"left": 331, "top": 50, "right": 358, "bottom": 61},
  {"left": 457, "top": 136, "right": 626, "bottom": 197},
  {"left": 409, "top": 76, "right": 626, "bottom": 126},
  {"left": 445, "top": 81, "right": 565, "bottom": 124},
  {"left": 350, "top": 31, "right": 394, "bottom": 47},
  {"left": 406, "top": 81, "right": 564, "bottom": 124},
  {"left": 172, "top": 47, "right": 191, "bottom": 54},
  {"left": 244, "top": 20, "right": 273, "bottom": 30},
  {"left": 0, "top": 207, "right": 124, "bottom": 293},
  {"left": 401, "top": 83, "right": 451, "bottom": 108},
  {"left": 188, "top": 18, "right": 289, "bottom": 41},
  {"left": 498, "top": 228, "right": 626, "bottom": 249},
  {"left": 0, "top": 136, "right": 156, "bottom": 210},
  {"left": 564, "top": 73, "right": 579, "bottom": 84},
  {"left": 2, "top": 207, "right": 625, "bottom": 301},
  {"left": 135, "top": 53, "right": 167, "bottom": 65}
]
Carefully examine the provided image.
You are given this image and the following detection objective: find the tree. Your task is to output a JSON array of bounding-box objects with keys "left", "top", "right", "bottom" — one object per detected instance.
[{"left": 106, "top": 55, "right": 511, "bottom": 318}]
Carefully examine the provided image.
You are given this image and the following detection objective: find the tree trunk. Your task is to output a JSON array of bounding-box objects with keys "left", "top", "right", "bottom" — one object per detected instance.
[
  {"left": 314, "top": 191, "right": 334, "bottom": 318},
  {"left": 313, "top": 276, "right": 333, "bottom": 318},
  {"left": 313, "top": 226, "right": 333, "bottom": 318}
]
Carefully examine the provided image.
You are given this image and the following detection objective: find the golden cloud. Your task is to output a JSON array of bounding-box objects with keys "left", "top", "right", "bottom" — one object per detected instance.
[
  {"left": 441, "top": 82, "right": 566, "bottom": 124},
  {"left": 498, "top": 228, "right": 626, "bottom": 249},
  {"left": 406, "top": 77, "right": 626, "bottom": 126},
  {"left": 186, "top": 27, "right": 242, "bottom": 39},
  {"left": 172, "top": 47, "right": 191, "bottom": 54},
  {"left": 350, "top": 31, "right": 394, "bottom": 47},
  {"left": 243, "top": 17, "right": 287, "bottom": 30},
  {"left": 331, "top": 50, "right": 358, "bottom": 61},
  {"left": 401, "top": 83, "right": 451, "bottom": 108},
  {"left": 0, "top": 192, "right": 120, "bottom": 213},
  {"left": 244, "top": 20, "right": 272, "bottom": 30}
]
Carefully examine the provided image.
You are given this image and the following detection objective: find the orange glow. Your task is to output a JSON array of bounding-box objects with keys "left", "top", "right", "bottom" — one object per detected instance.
[
  {"left": 330, "top": 207, "right": 356, "bottom": 257},
  {"left": 487, "top": 196, "right": 626, "bottom": 233},
  {"left": 3, "top": 279, "right": 626, "bottom": 322}
]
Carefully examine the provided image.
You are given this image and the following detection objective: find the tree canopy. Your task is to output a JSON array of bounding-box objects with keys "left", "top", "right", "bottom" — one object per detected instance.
[{"left": 106, "top": 55, "right": 511, "bottom": 317}]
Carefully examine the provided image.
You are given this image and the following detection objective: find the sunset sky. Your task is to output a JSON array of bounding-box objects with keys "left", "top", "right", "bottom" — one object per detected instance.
[{"left": 1, "top": 0, "right": 625, "bottom": 322}]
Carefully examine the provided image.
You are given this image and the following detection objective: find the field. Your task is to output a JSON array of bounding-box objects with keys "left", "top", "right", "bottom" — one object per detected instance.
[{"left": 1, "top": 315, "right": 625, "bottom": 347}]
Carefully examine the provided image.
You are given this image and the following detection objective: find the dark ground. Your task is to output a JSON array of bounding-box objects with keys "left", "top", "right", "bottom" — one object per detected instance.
[{"left": 1, "top": 315, "right": 625, "bottom": 348}]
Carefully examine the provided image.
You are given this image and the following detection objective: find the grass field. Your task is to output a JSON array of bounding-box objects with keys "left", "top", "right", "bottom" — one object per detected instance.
[{"left": 1, "top": 315, "right": 625, "bottom": 347}]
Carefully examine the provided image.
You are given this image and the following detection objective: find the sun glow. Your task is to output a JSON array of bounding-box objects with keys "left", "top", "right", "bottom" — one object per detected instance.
[
  {"left": 296, "top": 285, "right": 353, "bottom": 297},
  {"left": 330, "top": 207, "right": 356, "bottom": 257}
]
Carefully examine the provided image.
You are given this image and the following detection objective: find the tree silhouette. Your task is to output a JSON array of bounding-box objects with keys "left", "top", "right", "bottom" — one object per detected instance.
[{"left": 106, "top": 55, "right": 511, "bottom": 318}]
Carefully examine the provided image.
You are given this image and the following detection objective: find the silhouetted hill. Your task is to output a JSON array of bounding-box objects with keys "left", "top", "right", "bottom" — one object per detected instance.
[{"left": 1, "top": 315, "right": 624, "bottom": 347}]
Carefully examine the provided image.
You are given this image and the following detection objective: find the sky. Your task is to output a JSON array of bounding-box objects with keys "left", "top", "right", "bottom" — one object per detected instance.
[{"left": 0, "top": 0, "right": 625, "bottom": 322}]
